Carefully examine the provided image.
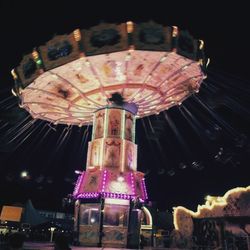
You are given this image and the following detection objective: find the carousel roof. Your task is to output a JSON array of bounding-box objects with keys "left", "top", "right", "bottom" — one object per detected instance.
[{"left": 12, "top": 21, "right": 206, "bottom": 125}]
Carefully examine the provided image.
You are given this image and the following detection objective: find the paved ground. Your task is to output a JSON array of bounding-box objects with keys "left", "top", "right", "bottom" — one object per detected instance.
[
  {"left": 1, "top": 241, "right": 177, "bottom": 250},
  {"left": 22, "top": 242, "right": 177, "bottom": 250}
]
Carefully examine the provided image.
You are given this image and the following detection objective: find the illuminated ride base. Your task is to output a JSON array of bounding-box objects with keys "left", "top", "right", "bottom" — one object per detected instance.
[
  {"left": 73, "top": 105, "right": 151, "bottom": 247},
  {"left": 11, "top": 21, "right": 206, "bottom": 248}
]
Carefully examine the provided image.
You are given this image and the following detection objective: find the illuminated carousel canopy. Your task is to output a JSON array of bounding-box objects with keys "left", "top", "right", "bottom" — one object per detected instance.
[{"left": 12, "top": 21, "right": 207, "bottom": 125}]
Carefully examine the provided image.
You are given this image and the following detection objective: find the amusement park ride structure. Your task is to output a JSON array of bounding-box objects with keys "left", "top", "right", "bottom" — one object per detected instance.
[{"left": 11, "top": 21, "right": 206, "bottom": 248}]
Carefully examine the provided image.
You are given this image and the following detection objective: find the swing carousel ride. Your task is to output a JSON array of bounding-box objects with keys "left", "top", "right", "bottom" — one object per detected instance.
[{"left": 11, "top": 21, "right": 207, "bottom": 247}]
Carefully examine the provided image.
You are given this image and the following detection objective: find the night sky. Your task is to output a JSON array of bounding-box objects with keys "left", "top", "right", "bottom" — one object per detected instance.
[{"left": 0, "top": 1, "right": 249, "bottom": 212}]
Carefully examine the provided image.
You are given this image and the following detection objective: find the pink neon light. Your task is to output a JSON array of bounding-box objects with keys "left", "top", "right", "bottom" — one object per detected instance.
[
  {"left": 101, "top": 170, "right": 107, "bottom": 192},
  {"left": 76, "top": 192, "right": 99, "bottom": 198},
  {"left": 75, "top": 191, "right": 138, "bottom": 200},
  {"left": 130, "top": 172, "right": 136, "bottom": 196},
  {"left": 73, "top": 169, "right": 147, "bottom": 202},
  {"left": 102, "top": 192, "right": 134, "bottom": 200}
]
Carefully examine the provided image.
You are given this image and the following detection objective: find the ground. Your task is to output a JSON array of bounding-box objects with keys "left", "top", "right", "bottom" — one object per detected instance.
[{"left": 22, "top": 242, "right": 175, "bottom": 250}]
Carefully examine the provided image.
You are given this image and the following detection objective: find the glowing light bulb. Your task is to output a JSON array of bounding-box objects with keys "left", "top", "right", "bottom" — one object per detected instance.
[
  {"left": 21, "top": 171, "right": 28, "bottom": 178},
  {"left": 11, "top": 88, "right": 17, "bottom": 97},
  {"left": 11, "top": 69, "right": 18, "bottom": 80},
  {"left": 73, "top": 29, "right": 81, "bottom": 42},
  {"left": 172, "top": 26, "right": 179, "bottom": 37},
  {"left": 160, "top": 56, "right": 167, "bottom": 62},
  {"left": 126, "top": 21, "right": 134, "bottom": 33},
  {"left": 74, "top": 170, "right": 82, "bottom": 175},
  {"left": 20, "top": 171, "right": 30, "bottom": 180},
  {"left": 199, "top": 40, "right": 204, "bottom": 50},
  {"left": 32, "top": 50, "right": 39, "bottom": 60}
]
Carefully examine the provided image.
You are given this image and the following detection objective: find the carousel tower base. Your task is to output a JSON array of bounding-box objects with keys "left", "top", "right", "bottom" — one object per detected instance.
[
  {"left": 74, "top": 198, "right": 144, "bottom": 248},
  {"left": 73, "top": 106, "right": 152, "bottom": 248}
]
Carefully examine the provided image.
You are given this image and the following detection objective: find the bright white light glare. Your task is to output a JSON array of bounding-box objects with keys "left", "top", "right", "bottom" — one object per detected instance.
[
  {"left": 90, "top": 218, "right": 95, "bottom": 223},
  {"left": 20, "top": 171, "right": 28, "bottom": 178},
  {"left": 74, "top": 170, "right": 82, "bottom": 175},
  {"left": 117, "top": 176, "right": 124, "bottom": 182}
]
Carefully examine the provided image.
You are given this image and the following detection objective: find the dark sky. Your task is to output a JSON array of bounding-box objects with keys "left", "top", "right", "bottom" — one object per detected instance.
[{"left": 0, "top": 1, "right": 249, "bottom": 212}]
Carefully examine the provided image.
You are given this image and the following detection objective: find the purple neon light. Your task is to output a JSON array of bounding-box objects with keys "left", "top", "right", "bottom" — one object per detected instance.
[
  {"left": 76, "top": 192, "right": 99, "bottom": 199},
  {"left": 102, "top": 192, "right": 135, "bottom": 200},
  {"left": 141, "top": 178, "right": 148, "bottom": 200},
  {"left": 130, "top": 172, "right": 136, "bottom": 195},
  {"left": 73, "top": 169, "right": 147, "bottom": 201},
  {"left": 73, "top": 172, "right": 85, "bottom": 197},
  {"left": 101, "top": 169, "right": 107, "bottom": 192},
  {"left": 76, "top": 191, "right": 135, "bottom": 200}
]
